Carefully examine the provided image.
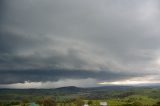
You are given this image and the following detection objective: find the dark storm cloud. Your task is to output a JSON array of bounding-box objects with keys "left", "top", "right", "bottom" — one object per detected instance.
[
  {"left": 0, "top": 0, "right": 160, "bottom": 86},
  {"left": 0, "top": 29, "right": 51, "bottom": 53},
  {"left": 0, "top": 69, "right": 140, "bottom": 84}
]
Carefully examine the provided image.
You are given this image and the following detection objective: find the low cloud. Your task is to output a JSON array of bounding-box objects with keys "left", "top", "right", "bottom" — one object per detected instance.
[{"left": 0, "top": 78, "right": 99, "bottom": 89}]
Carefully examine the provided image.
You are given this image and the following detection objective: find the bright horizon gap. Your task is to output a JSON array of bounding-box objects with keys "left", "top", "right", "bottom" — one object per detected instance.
[{"left": 98, "top": 80, "right": 160, "bottom": 85}]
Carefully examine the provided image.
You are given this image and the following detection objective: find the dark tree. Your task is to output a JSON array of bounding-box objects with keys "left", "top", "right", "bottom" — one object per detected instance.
[
  {"left": 88, "top": 100, "right": 93, "bottom": 106},
  {"left": 43, "top": 98, "right": 56, "bottom": 106},
  {"left": 21, "top": 99, "right": 29, "bottom": 106},
  {"left": 75, "top": 98, "right": 84, "bottom": 106}
]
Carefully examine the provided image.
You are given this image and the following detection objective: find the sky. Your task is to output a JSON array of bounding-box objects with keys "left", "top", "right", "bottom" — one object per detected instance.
[{"left": 0, "top": 0, "right": 160, "bottom": 88}]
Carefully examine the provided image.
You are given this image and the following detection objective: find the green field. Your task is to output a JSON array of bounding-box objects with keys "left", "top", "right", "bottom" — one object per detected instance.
[{"left": 0, "top": 86, "right": 160, "bottom": 106}]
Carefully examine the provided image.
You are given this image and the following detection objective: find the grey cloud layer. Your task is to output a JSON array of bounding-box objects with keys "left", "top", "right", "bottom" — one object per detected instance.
[
  {"left": 0, "top": 69, "right": 140, "bottom": 84},
  {"left": 0, "top": 0, "right": 160, "bottom": 86}
]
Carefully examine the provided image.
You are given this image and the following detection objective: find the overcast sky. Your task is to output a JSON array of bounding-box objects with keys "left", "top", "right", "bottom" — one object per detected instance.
[{"left": 0, "top": 0, "right": 160, "bottom": 88}]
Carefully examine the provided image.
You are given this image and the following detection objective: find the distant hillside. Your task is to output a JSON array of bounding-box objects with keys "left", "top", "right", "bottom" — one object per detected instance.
[{"left": 54, "top": 86, "right": 84, "bottom": 93}]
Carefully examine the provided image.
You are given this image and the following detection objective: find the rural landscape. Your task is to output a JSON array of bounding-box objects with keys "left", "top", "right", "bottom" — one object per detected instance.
[
  {"left": 0, "top": 86, "right": 160, "bottom": 106},
  {"left": 1, "top": 0, "right": 160, "bottom": 106}
]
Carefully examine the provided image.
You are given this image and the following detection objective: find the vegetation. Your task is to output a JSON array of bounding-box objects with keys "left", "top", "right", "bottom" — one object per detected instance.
[{"left": 0, "top": 86, "right": 160, "bottom": 106}]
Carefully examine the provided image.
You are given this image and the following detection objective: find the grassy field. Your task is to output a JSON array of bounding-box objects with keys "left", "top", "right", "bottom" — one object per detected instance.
[{"left": 0, "top": 86, "right": 160, "bottom": 106}]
